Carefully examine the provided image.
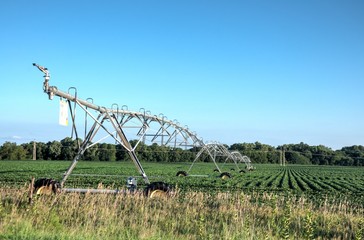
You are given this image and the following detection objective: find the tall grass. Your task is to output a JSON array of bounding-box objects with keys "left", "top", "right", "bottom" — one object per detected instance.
[{"left": 0, "top": 186, "right": 363, "bottom": 240}]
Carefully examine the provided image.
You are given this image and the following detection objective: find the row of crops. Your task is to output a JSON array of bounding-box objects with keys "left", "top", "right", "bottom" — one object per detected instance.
[
  {"left": 1, "top": 160, "right": 363, "bottom": 202},
  {"left": 234, "top": 165, "right": 364, "bottom": 194}
]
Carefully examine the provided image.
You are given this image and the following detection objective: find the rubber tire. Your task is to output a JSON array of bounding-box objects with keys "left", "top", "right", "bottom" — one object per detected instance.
[
  {"left": 219, "top": 172, "right": 232, "bottom": 180},
  {"left": 246, "top": 166, "right": 254, "bottom": 171},
  {"left": 176, "top": 171, "right": 188, "bottom": 177},
  {"left": 213, "top": 168, "right": 219, "bottom": 172},
  {"left": 34, "top": 178, "right": 60, "bottom": 195},
  {"left": 144, "top": 182, "right": 171, "bottom": 198}
]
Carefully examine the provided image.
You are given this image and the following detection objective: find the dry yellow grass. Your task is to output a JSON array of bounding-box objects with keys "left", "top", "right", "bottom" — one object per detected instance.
[{"left": 0, "top": 186, "right": 363, "bottom": 239}]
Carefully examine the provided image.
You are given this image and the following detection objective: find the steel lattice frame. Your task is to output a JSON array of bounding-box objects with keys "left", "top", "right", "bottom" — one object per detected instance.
[
  {"left": 229, "top": 151, "right": 253, "bottom": 170},
  {"left": 33, "top": 63, "right": 204, "bottom": 187},
  {"left": 187, "top": 142, "right": 254, "bottom": 173}
]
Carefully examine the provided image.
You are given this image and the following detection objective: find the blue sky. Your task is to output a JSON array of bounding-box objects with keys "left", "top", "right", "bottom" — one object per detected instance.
[{"left": 0, "top": 0, "right": 363, "bottom": 150}]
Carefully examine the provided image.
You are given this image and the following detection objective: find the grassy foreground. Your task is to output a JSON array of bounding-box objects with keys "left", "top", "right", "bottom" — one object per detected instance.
[{"left": 0, "top": 187, "right": 363, "bottom": 240}]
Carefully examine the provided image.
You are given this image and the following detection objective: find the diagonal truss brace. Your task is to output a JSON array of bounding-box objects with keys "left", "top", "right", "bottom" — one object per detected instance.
[{"left": 61, "top": 100, "right": 150, "bottom": 186}]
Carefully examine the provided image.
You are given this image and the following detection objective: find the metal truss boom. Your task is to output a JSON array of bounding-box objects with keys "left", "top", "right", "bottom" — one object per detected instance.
[{"left": 33, "top": 63, "right": 204, "bottom": 186}]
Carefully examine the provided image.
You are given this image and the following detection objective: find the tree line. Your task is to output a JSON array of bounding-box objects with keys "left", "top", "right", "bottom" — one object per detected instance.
[{"left": 0, "top": 138, "right": 363, "bottom": 166}]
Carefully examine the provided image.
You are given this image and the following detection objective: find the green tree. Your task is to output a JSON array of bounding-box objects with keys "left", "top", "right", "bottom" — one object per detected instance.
[
  {"left": 47, "top": 141, "right": 62, "bottom": 160},
  {"left": 107, "top": 144, "right": 116, "bottom": 161},
  {"left": 98, "top": 143, "right": 108, "bottom": 161},
  {"left": 310, "top": 145, "right": 334, "bottom": 165},
  {"left": 0, "top": 142, "right": 26, "bottom": 160},
  {"left": 37, "top": 142, "right": 47, "bottom": 160},
  {"left": 21, "top": 142, "right": 34, "bottom": 159},
  {"left": 139, "top": 143, "right": 154, "bottom": 162},
  {"left": 83, "top": 144, "right": 98, "bottom": 161},
  {"left": 286, "top": 151, "right": 311, "bottom": 164},
  {"left": 115, "top": 144, "right": 128, "bottom": 161},
  {"left": 340, "top": 145, "right": 364, "bottom": 166},
  {"left": 97, "top": 143, "right": 116, "bottom": 161},
  {"left": 60, "top": 137, "right": 78, "bottom": 160}
]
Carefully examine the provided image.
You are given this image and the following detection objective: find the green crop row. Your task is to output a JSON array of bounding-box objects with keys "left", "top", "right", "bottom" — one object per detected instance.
[{"left": 1, "top": 160, "right": 364, "bottom": 205}]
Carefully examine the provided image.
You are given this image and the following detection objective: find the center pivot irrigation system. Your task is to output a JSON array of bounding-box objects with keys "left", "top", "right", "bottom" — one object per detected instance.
[{"left": 32, "top": 63, "right": 253, "bottom": 197}]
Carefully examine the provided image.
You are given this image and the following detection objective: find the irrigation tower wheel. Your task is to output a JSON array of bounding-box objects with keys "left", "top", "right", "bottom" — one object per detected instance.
[
  {"left": 33, "top": 178, "right": 61, "bottom": 195},
  {"left": 176, "top": 171, "right": 188, "bottom": 177},
  {"left": 144, "top": 182, "right": 171, "bottom": 198},
  {"left": 246, "top": 166, "right": 254, "bottom": 171},
  {"left": 219, "top": 172, "right": 232, "bottom": 180}
]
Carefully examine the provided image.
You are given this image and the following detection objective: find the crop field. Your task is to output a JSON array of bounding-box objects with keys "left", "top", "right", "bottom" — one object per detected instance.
[
  {"left": 1, "top": 160, "right": 364, "bottom": 239},
  {"left": 1, "top": 160, "right": 363, "bottom": 203}
]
